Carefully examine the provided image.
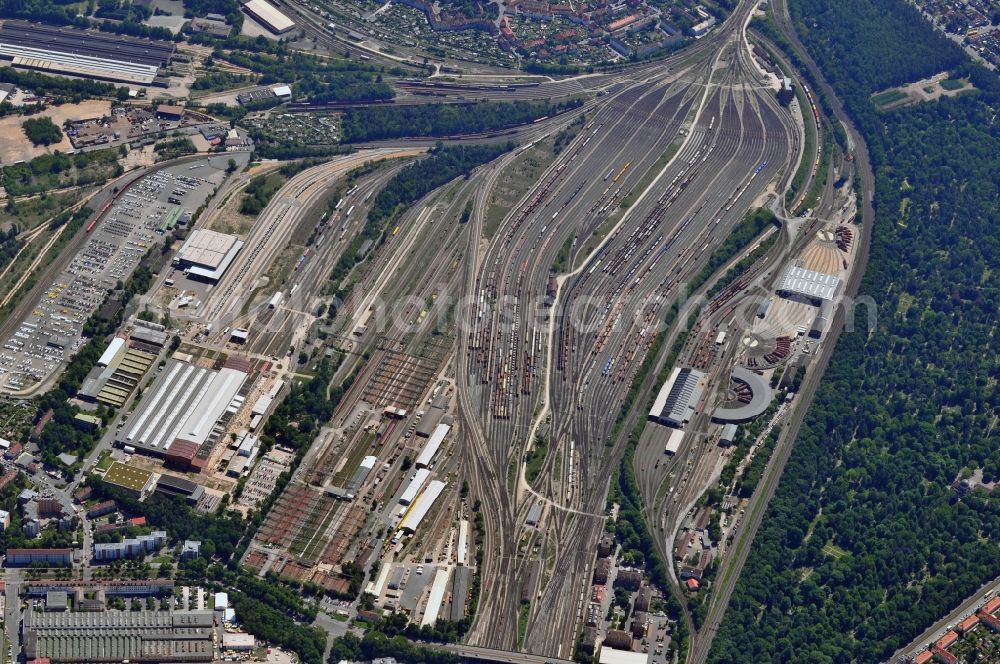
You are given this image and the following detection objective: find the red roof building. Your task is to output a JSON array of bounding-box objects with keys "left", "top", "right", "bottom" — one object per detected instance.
[
  {"left": 981, "top": 595, "right": 1000, "bottom": 615},
  {"left": 930, "top": 646, "right": 957, "bottom": 664},
  {"left": 129, "top": 516, "right": 147, "bottom": 526},
  {"left": 913, "top": 651, "right": 933, "bottom": 664},
  {"left": 958, "top": 613, "right": 979, "bottom": 633},
  {"left": 977, "top": 610, "right": 1000, "bottom": 632},
  {"left": 685, "top": 578, "right": 699, "bottom": 592},
  {"left": 935, "top": 631, "right": 958, "bottom": 650}
]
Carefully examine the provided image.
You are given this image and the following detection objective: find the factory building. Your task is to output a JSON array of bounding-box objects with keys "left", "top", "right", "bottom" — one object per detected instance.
[
  {"left": 173, "top": 230, "right": 244, "bottom": 283},
  {"left": 776, "top": 265, "right": 841, "bottom": 305},
  {"left": 648, "top": 367, "right": 707, "bottom": 428},
  {"left": 399, "top": 480, "right": 446, "bottom": 534},
  {"left": 23, "top": 610, "right": 214, "bottom": 663},
  {"left": 79, "top": 344, "right": 156, "bottom": 408},
  {"left": 117, "top": 359, "right": 249, "bottom": 470},
  {"left": 0, "top": 21, "right": 174, "bottom": 85},
  {"left": 241, "top": 0, "right": 295, "bottom": 34}
]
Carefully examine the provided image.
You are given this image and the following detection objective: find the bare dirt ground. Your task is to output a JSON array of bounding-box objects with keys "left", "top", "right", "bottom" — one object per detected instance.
[{"left": 0, "top": 99, "right": 110, "bottom": 164}]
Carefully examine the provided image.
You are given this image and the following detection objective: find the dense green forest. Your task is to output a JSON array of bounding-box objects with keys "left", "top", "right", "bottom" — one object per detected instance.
[
  {"left": 709, "top": 0, "right": 1000, "bottom": 662},
  {"left": 339, "top": 99, "right": 582, "bottom": 142}
]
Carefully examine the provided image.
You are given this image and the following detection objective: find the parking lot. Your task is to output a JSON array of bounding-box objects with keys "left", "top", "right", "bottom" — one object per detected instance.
[{"left": 0, "top": 158, "right": 230, "bottom": 393}]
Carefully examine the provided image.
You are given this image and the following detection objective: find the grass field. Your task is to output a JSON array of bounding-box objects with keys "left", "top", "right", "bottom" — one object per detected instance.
[
  {"left": 484, "top": 138, "right": 557, "bottom": 239},
  {"left": 940, "top": 77, "right": 968, "bottom": 91},
  {"left": 871, "top": 89, "right": 909, "bottom": 109}
]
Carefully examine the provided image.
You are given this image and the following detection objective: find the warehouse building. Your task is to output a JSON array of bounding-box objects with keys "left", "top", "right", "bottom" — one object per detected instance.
[
  {"left": 398, "top": 468, "right": 431, "bottom": 506},
  {"left": 173, "top": 230, "right": 243, "bottom": 283},
  {"left": 648, "top": 367, "right": 707, "bottom": 428},
  {"left": 117, "top": 359, "right": 249, "bottom": 469},
  {"left": 450, "top": 566, "right": 472, "bottom": 622},
  {"left": 79, "top": 346, "right": 156, "bottom": 408},
  {"left": 776, "top": 264, "right": 841, "bottom": 305},
  {"left": 241, "top": 0, "right": 295, "bottom": 34},
  {"left": 154, "top": 474, "right": 205, "bottom": 504},
  {"left": 422, "top": 568, "right": 450, "bottom": 626},
  {"left": 416, "top": 423, "right": 449, "bottom": 468},
  {"left": 23, "top": 609, "right": 214, "bottom": 663},
  {"left": 0, "top": 20, "right": 174, "bottom": 85},
  {"left": 399, "top": 480, "right": 446, "bottom": 534}
]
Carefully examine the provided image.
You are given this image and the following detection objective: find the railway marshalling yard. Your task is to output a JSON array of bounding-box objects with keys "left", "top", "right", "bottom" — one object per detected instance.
[
  {"left": 211, "top": 4, "right": 863, "bottom": 660},
  {"left": 0, "top": 0, "right": 869, "bottom": 659}
]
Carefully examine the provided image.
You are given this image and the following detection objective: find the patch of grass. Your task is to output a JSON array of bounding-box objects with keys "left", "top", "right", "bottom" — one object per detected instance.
[
  {"left": 0, "top": 189, "right": 87, "bottom": 232},
  {"left": 871, "top": 88, "right": 908, "bottom": 109},
  {"left": 525, "top": 436, "right": 549, "bottom": 485},
  {"left": 551, "top": 235, "right": 573, "bottom": 274},
  {"left": 822, "top": 542, "right": 849, "bottom": 560},
  {"left": 518, "top": 602, "right": 530, "bottom": 647},
  {"left": 619, "top": 138, "right": 682, "bottom": 209},
  {"left": 795, "top": 124, "right": 834, "bottom": 215},
  {"left": 95, "top": 450, "right": 114, "bottom": 471}
]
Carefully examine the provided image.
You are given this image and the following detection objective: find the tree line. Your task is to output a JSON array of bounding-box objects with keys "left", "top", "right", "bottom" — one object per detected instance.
[{"left": 339, "top": 98, "right": 583, "bottom": 142}]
